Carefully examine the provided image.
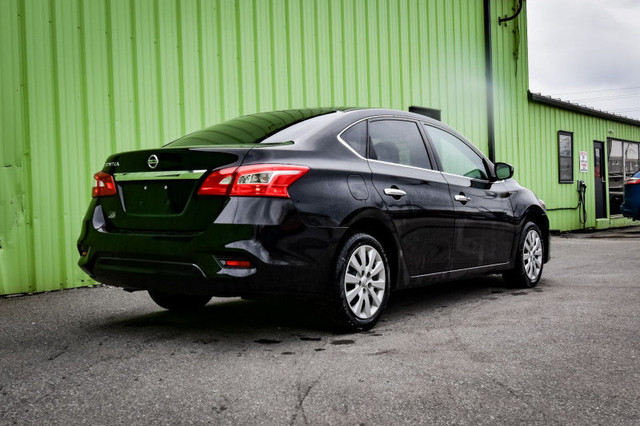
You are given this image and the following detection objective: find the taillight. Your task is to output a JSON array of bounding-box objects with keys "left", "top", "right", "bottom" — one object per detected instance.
[
  {"left": 198, "top": 164, "right": 309, "bottom": 198},
  {"left": 220, "top": 259, "right": 252, "bottom": 268},
  {"left": 92, "top": 172, "right": 117, "bottom": 198},
  {"left": 625, "top": 177, "right": 640, "bottom": 185},
  {"left": 196, "top": 167, "right": 237, "bottom": 196}
]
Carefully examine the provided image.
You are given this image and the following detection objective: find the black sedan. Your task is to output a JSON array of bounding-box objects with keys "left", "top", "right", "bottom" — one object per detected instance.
[{"left": 78, "top": 108, "right": 549, "bottom": 331}]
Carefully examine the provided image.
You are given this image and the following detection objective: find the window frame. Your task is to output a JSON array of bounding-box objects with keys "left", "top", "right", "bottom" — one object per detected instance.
[
  {"left": 558, "top": 130, "right": 574, "bottom": 184},
  {"left": 422, "top": 123, "right": 492, "bottom": 182},
  {"left": 336, "top": 119, "right": 368, "bottom": 159},
  {"left": 365, "top": 117, "right": 434, "bottom": 171}
]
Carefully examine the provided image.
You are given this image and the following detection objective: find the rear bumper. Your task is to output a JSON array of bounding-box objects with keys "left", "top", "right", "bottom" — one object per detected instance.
[
  {"left": 78, "top": 203, "right": 346, "bottom": 297},
  {"left": 621, "top": 201, "right": 639, "bottom": 220}
]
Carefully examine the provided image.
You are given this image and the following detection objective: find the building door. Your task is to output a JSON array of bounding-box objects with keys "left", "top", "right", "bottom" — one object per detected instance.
[{"left": 594, "top": 141, "right": 607, "bottom": 219}]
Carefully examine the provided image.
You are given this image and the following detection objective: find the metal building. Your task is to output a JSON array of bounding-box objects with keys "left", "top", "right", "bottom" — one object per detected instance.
[{"left": 1, "top": 0, "right": 639, "bottom": 295}]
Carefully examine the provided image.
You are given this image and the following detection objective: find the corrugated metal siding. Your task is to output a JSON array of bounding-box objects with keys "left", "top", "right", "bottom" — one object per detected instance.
[
  {"left": 491, "top": 2, "right": 640, "bottom": 231},
  {"left": 2, "top": 0, "right": 640, "bottom": 294},
  {"left": 0, "top": 0, "right": 490, "bottom": 294}
]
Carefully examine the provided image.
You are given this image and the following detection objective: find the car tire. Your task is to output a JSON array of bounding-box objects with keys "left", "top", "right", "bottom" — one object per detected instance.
[
  {"left": 148, "top": 290, "right": 212, "bottom": 312},
  {"left": 503, "top": 222, "right": 544, "bottom": 288},
  {"left": 322, "top": 233, "right": 391, "bottom": 332}
]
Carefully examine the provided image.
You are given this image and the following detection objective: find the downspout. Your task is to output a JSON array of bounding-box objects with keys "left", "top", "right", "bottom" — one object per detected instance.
[{"left": 483, "top": 0, "right": 496, "bottom": 163}]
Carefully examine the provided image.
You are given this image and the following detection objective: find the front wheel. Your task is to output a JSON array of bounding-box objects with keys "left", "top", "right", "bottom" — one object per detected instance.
[
  {"left": 148, "top": 291, "right": 212, "bottom": 312},
  {"left": 503, "top": 222, "right": 545, "bottom": 288},
  {"left": 322, "top": 233, "right": 391, "bottom": 332}
]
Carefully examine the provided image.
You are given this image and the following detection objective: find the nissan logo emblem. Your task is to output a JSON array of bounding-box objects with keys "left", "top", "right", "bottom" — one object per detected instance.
[{"left": 147, "top": 154, "right": 159, "bottom": 169}]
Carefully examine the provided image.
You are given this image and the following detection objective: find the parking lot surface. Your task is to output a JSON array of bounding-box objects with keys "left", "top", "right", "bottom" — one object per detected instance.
[{"left": 1, "top": 231, "right": 639, "bottom": 425}]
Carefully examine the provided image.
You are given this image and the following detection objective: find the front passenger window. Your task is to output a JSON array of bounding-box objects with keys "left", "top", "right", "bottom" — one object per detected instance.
[{"left": 424, "top": 125, "right": 488, "bottom": 180}]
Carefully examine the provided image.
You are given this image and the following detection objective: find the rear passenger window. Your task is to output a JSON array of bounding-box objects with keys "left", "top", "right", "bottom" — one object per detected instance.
[
  {"left": 368, "top": 120, "right": 431, "bottom": 169},
  {"left": 424, "top": 125, "right": 489, "bottom": 180},
  {"left": 339, "top": 121, "right": 367, "bottom": 157}
]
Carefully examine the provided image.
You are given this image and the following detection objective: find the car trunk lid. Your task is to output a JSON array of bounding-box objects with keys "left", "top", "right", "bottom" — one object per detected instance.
[{"left": 97, "top": 147, "right": 250, "bottom": 232}]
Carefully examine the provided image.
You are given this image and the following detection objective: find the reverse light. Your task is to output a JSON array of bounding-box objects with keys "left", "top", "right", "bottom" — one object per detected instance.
[
  {"left": 625, "top": 177, "right": 640, "bottom": 185},
  {"left": 198, "top": 164, "right": 309, "bottom": 198},
  {"left": 92, "top": 172, "right": 117, "bottom": 198}
]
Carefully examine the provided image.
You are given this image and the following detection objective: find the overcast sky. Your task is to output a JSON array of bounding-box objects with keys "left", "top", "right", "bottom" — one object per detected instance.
[{"left": 527, "top": 0, "right": 640, "bottom": 120}]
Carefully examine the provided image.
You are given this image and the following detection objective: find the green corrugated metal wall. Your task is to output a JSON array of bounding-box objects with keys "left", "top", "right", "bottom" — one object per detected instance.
[
  {"left": 1, "top": 0, "right": 639, "bottom": 295},
  {"left": 0, "top": 0, "right": 492, "bottom": 294}
]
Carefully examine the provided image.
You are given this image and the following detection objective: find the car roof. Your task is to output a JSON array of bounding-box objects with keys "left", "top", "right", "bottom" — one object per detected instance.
[{"left": 166, "top": 107, "right": 445, "bottom": 148}]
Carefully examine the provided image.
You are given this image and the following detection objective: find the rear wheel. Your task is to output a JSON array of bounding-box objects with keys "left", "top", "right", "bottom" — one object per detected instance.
[
  {"left": 503, "top": 222, "right": 544, "bottom": 288},
  {"left": 148, "top": 290, "right": 212, "bottom": 312},
  {"left": 323, "top": 233, "right": 391, "bottom": 332}
]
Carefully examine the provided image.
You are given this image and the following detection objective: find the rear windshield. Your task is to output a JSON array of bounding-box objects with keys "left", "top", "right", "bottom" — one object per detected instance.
[{"left": 167, "top": 108, "right": 339, "bottom": 147}]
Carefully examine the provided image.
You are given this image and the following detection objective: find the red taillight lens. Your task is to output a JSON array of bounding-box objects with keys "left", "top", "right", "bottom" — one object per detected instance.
[
  {"left": 197, "top": 166, "right": 237, "bottom": 196},
  {"left": 220, "top": 259, "right": 252, "bottom": 268},
  {"left": 625, "top": 177, "right": 640, "bottom": 185},
  {"left": 198, "top": 164, "right": 309, "bottom": 198},
  {"left": 92, "top": 172, "right": 117, "bottom": 198}
]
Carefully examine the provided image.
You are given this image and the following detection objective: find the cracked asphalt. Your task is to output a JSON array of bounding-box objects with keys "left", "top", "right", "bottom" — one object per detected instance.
[{"left": 1, "top": 230, "right": 639, "bottom": 425}]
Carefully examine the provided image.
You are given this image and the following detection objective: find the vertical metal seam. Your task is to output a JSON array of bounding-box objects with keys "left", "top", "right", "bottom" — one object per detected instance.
[
  {"left": 451, "top": 0, "right": 460, "bottom": 124},
  {"left": 340, "top": 0, "right": 347, "bottom": 103},
  {"left": 327, "top": 0, "right": 335, "bottom": 106},
  {"left": 78, "top": 0, "right": 91, "bottom": 183},
  {"left": 48, "top": 0, "right": 67, "bottom": 288},
  {"left": 284, "top": 0, "right": 292, "bottom": 108},
  {"left": 251, "top": 0, "right": 260, "bottom": 112},
  {"left": 352, "top": 1, "right": 359, "bottom": 104},
  {"left": 234, "top": 0, "right": 243, "bottom": 115},
  {"left": 129, "top": 0, "right": 141, "bottom": 149},
  {"left": 314, "top": 0, "right": 321, "bottom": 105},
  {"left": 176, "top": 0, "right": 186, "bottom": 134},
  {"left": 364, "top": 0, "right": 371, "bottom": 107},
  {"left": 416, "top": 0, "right": 424, "bottom": 104},
  {"left": 406, "top": 0, "right": 414, "bottom": 107},
  {"left": 376, "top": 0, "right": 383, "bottom": 106},
  {"left": 17, "top": 0, "right": 36, "bottom": 292},
  {"left": 298, "top": 1, "right": 307, "bottom": 106},
  {"left": 153, "top": 0, "right": 165, "bottom": 141},
  {"left": 215, "top": 0, "right": 224, "bottom": 119},
  {"left": 269, "top": 0, "right": 276, "bottom": 110},
  {"left": 105, "top": 0, "right": 117, "bottom": 154},
  {"left": 396, "top": 0, "right": 404, "bottom": 108},
  {"left": 386, "top": 0, "right": 392, "bottom": 106},
  {"left": 196, "top": 0, "right": 205, "bottom": 127}
]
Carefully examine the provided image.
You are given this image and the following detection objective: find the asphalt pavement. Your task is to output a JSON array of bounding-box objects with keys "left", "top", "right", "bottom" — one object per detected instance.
[{"left": 1, "top": 230, "right": 639, "bottom": 425}]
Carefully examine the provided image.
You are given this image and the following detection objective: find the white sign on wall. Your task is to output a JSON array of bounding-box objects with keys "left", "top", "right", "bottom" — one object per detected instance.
[{"left": 579, "top": 151, "right": 588, "bottom": 173}]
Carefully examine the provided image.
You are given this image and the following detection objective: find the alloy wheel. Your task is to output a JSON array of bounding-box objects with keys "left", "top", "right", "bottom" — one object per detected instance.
[
  {"left": 522, "top": 229, "right": 543, "bottom": 281},
  {"left": 344, "top": 245, "right": 386, "bottom": 319}
]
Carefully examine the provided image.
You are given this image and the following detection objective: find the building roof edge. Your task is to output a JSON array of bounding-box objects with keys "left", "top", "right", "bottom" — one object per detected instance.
[{"left": 528, "top": 91, "right": 640, "bottom": 128}]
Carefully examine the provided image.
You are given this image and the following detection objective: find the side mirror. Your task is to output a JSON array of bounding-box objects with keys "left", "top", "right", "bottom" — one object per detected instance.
[{"left": 494, "top": 162, "right": 514, "bottom": 180}]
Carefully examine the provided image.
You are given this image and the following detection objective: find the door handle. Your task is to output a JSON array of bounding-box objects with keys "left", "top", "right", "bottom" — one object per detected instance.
[
  {"left": 454, "top": 193, "right": 471, "bottom": 203},
  {"left": 384, "top": 187, "right": 407, "bottom": 197}
]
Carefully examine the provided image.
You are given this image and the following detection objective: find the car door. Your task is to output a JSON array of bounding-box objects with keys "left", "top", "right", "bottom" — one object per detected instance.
[
  {"left": 365, "top": 118, "right": 455, "bottom": 276},
  {"left": 423, "top": 124, "right": 515, "bottom": 270}
]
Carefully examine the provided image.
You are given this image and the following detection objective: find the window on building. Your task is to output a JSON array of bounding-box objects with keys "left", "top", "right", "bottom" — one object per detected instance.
[
  {"left": 608, "top": 139, "right": 640, "bottom": 214},
  {"left": 368, "top": 120, "right": 432, "bottom": 169},
  {"left": 424, "top": 125, "right": 489, "bottom": 180},
  {"left": 558, "top": 131, "right": 574, "bottom": 183}
]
